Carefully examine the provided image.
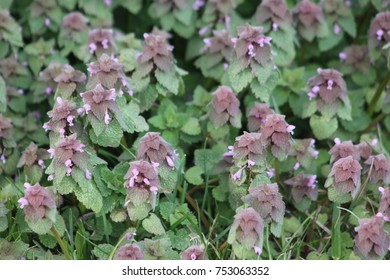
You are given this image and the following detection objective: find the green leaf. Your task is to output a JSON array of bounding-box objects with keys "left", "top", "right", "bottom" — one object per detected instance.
[
  {"left": 155, "top": 70, "right": 179, "bottom": 95},
  {"left": 116, "top": 100, "right": 149, "bottom": 133},
  {"left": 229, "top": 68, "right": 252, "bottom": 93},
  {"left": 74, "top": 179, "right": 103, "bottom": 213},
  {"left": 185, "top": 166, "right": 204, "bottom": 185},
  {"left": 181, "top": 118, "right": 201, "bottom": 135},
  {"left": 310, "top": 115, "right": 338, "bottom": 140},
  {"left": 93, "top": 243, "right": 114, "bottom": 260},
  {"left": 27, "top": 218, "right": 53, "bottom": 235},
  {"left": 159, "top": 201, "right": 176, "bottom": 222},
  {"left": 142, "top": 213, "right": 165, "bottom": 235},
  {"left": 194, "top": 149, "right": 220, "bottom": 175},
  {"left": 89, "top": 118, "right": 123, "bottom": 147}
]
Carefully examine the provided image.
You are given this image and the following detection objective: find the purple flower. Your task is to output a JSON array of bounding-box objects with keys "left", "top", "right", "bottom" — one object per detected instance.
[
  {"left": 18, "top": 183, "right": 56, "bottom": 223},
  {"left": 62, "top": 12, "right": 88, "bottom": 32},
  {"left": 289, "top": 138, "right": 318, "bottom": 168},
  {"left": 86, "top": 54, "right": 125, "bottom": 89},
  {"left": 379, "top": 187, "right": 390, "bottom": 219},
  {"left": 124, "top": 160, "right": 160, "bottom": 193},
  {"left": 329, "top": 156, "right": 362, "bottom": 196},
  {"left": 17, "top": 142, "right": 49, "bottom": 168},
  {"left": 292, "top": 0, "right": 325, "bottom": 41},
  {"left": 88, "top": 29, "right": 115, "bottom": 55},
  {"left": 234, "top": 24, "right": 273, "bottom": 67},
  {"left": 340, "top": 45, "right": 370, "bottom": 74},
  {"left": 364, "top": 154, "right": 390, "bottom": 184},
  {"left": 284, "top": 173, "right": 318, "bottom": 203},
  {"left": 80, "top": 84, "right": 118, "bottom": 124},
  {"left": 260, "top": 113, "right": 293, "bottom": 160},
  {"left": 233, "top": 132, "right": 264, "bottom": 164},
  {"left": 354, "top": 215, "right": 390, "bottom": 259},
  {"left": 228, "top": 207, "right": 264, "bottom": 250},
  {"left": 254, "top": 0, "right": 292, "bottom": 27},
  {"left": 137, "top": 132, "right": 176, "bottom": 167},
  {"left": 44, "top": 97, "right": 78, "bottom": 136},
  {"left": 307, "top": 69, "right": 348, "bottom": 114},
  {"left": 242, "top": 183, "right": 285, "bottom": 223},
  {"left": 181, "top": 245, "right": 208, "bottom": 260},
  {"left": 369, "top": 12, "right": 390, "bottom": 61},
  {"left": 136, "top": 32, "right": 174, "bottom": 74},
  {"left": 329, "top": 140, "right": 360, "bottom": 163},
  {"left": 209, "top": 86, "right": 241, "bottom": 128},
  {"left": 247, "top": 102, "right": 273, "bottom": 132},
  {"left": 53, "top": 65, "right": 86, "bottom": 85},
  {"left": 52, "top": 134, "right": 87, "bottom": 176},
  {"left": 114, "top": 244, "right": 144, "bottom": 260}
]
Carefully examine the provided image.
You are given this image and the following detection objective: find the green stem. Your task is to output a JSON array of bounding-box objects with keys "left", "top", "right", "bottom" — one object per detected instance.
[
  {"left": 367, "top": 71, "right": 390, "bottom": 116},
  {"left": 331, "top": 203, "right": 341, "bottom": 260},
  {"left": 51, "top": 227, "right": 72, "bottom": 260},
  {"left": 363, "top": 112, "right": 385, "bottom": 133},
  {"left": 265, "top": 225, "right": 272, "bottom": 260},
  {"left": 108, "top": 234, "right": 128, "bottom": 260}
]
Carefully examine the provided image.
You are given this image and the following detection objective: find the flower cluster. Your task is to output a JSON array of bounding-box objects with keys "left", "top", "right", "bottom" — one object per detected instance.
[
  {"left": 284, "top": 173, "right": 318, "bottom": 203},
  {"left": 328, "top": 156, "right": 362, "bottom": 196},
  {"left": 114, "top": 244, "right": 144, "bottom": 260},
  {"left": 364, "top": 154, "right": 390, "bottom": 184},
  {"left": 254, "top": 0, "right": 292, "bottom": 28},
  {"left": 232, "top": 132, "right": 264, "bottom": 167},
  {"left": 354, "top": 215, "right": 390, "bottom": 259},
  {"left": 234, "top": 24, "right": 273, "bottom": 68},
  {"left": 43, "top": 97, "right": 78, "bottom": 137},
  {"left": 88, "top": 28, "right": 115, "bottom": 56},
  {"left": 195, "top": 29, "right": 233, "bottom": 79},
  {"left": 292, "top": 0, "right": 326, "bottom": 41},
  {"left": 49, "top": 133, "right": 89, "bottom": 179},
  {"left": 339, "top": 45, "right": 370, "bottom": 74},
  {"left": 136, "top": 32, "right": 174, "bottom": 74},
  {"left": 80, "top": 84, "right": 118, "bottom": 125},
  {"left": 306, "top": 68, "right": 348, "bottom": 117},
  {"left": 369, "top": 11, "right": 390, "bottom": 62},
  {"left": 181, "top": 245, "right": 208, "bottom": 260},
  {"left": 246, "top": 102, "right": 273, "bottom": 132},
  {"left": 228, "top": 207, "right": 264, "bottom": 258},
  {"left": 289, "top": 138, "right": 318, "bottom": 170},
  {"left": 86, "top": 54, "right": 126, "bottom": 90},
  {"left": 243, "top": 183, "right": 285, "bottom": 224},
  {"left": 260, "top": 113, "right": 294, "bottom": 160},
  {"left": 17, "top": 142, "right": 48, "bottom": 169},
  {"left": 18, "top": 183, "right": 56, "bottom": 223},
  {"left": 379, "top": 187, "right": 390, "bottom": 219},
  {"left": 208, "top": 86, "right": 241, "bottom": 128},
  {"left": 137, "top": 132, "right": 177, "bottom": 168}
]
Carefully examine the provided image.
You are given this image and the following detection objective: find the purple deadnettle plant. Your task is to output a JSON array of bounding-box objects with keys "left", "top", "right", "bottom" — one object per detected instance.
[
  {"left": 369, "top": 11, "right": 390, "bottom": 62},
  {"left": 284, "top": 173, "right": 318, "bottom": 204},
  {"left": 43, "top": 97, "right": 78, "bottom": 137},
  {"left": 379, "top": 187, "right": 390, "bottom": 219},
  {"left": 246, "top": 102, "right": 273, "bottom": 132},
  {"left": 181, "top": 245, "right": 208, "bottom": 260},
  {"left": 354, "top": 215, "right": 390, "bottom": 259},
  {"left": 124, "top": 160, "right": 160, "bottom": 221},
  {"left": 260, "top": 113, "right": 294, "bottom": 161},
  {"left": 208, "top": 86, "right": 241, "bottom": 129},
  {"left": 88, "top": 28, "right": 116, "bottom": 57},
  {"left": 327, "top": 156, "right": 362, "bottom": 198},
  {"left": 18, "top": 182, "right": 56, "bottom": 224},
  {"left": 364, "top": 154, "right": 390, "bottom": 184},
  {"left": 114, "top": 244, "right": 144, "bottom": 260},
  {"left": 306, "top": 68, "right": 351, "bottom": 119},
  {"left": 195, "top": 29, "right": 234, "bottom": 80},
  {"left": 228, "top": 207, "right": 264, "bottom": 259},
  {"left": 137, "top": 132, "right": 177, "bottom": 169},
  {"left": 292, "top": 0, "right": 328, "bottom": 42},
  {"left": 228, "top": 24, "right": 279, "bottom": 100}
]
